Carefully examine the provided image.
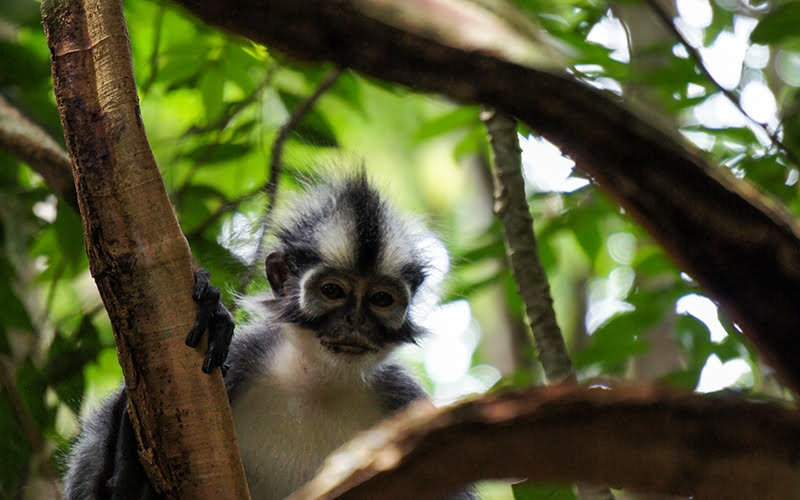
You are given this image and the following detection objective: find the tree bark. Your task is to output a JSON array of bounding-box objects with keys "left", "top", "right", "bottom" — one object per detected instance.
[
  {"left": 289, "top": 385, "right": 800, "bottom": 499},
  {"left": 41, "top": 0, "right": 249, "bottom": 497},
  {"left": 171, "top": 0, "right": 800, "bottom": 397}
]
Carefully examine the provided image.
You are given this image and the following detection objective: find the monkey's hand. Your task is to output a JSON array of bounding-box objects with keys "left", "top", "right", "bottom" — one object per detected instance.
[{"left": 185, "top": 268, "right": 234, "bottom": 375}]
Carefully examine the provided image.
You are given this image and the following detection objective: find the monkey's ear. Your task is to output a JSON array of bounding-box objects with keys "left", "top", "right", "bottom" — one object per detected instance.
[{"left": 266, "top": 252, "right": 290, "bottom": 296}]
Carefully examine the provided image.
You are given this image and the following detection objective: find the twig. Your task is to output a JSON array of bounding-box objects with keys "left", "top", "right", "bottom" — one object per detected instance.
[
  {"left": 645, "top": 0, "right": 800, "bottom": 167},
  {"left": 481, "top": 108, "right": 574, "bottom": 383},
  {"left": 238, "top": 67, "right": 343, "bottom": 291}
]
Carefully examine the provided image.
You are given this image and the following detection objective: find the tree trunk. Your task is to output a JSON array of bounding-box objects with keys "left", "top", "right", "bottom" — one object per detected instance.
[{"left": 41, "top": 0, "right": 249, "bottom": 497}]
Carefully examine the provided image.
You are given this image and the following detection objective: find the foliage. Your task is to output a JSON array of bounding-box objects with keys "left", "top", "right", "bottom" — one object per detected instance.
[{"left": 1, "top": 0, "right": 799, "bottom": 497}]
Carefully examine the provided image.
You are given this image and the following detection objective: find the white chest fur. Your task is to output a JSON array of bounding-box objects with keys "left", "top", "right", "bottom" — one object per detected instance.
[{"left": 231, "top": 331, "right": 387, "bottom": 500}]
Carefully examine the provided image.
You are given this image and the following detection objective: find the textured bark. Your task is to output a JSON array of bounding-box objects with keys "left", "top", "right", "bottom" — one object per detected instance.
[
  {"left": 41, "top": 0, "right": 249, "bottom": 497},
  {"left": 171, "top": 0, "right": 800, "bottom": 397},
  {"left": 289, "top": 386, "right": 800, "bottom": 499},
  {"left": 0, "top": 94, "right": 78, "bottom": 211}
]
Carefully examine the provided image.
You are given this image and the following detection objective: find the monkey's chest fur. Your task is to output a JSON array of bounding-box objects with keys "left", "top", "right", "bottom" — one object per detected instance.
[{"left": 230, "top": 335, "right": 387, "bottom": 499}]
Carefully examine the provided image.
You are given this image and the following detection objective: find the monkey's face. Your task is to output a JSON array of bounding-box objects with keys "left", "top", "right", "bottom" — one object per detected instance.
[{"left": 294, "top": 266, "right": 414, "bottom": 355}]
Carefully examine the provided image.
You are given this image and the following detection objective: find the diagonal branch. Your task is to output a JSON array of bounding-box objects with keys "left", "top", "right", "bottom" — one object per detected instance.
[
  {"left": 481, "top": 108, "right": 574, "bottom": 384},
  {"left": 482, "top": 108, "right": 614, "bottom": 500}
]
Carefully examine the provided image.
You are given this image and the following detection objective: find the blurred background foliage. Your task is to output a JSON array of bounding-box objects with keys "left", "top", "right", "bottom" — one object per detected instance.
[{"left": 1, "top": 0, "right": 799, "bottom": 497}]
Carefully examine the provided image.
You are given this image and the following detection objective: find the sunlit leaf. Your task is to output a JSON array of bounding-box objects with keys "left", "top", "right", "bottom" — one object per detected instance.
[
  {"left": 512, "top": 481, "right": 577, "bottom": 500},
  {"left": 413, "top": 107, "right": 480, "bottom": 142}
]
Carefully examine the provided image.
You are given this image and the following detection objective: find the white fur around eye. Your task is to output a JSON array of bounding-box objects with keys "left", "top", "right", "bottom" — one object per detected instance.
[{"left": 297, "top": 268, "right": 322, "bottom": 314}]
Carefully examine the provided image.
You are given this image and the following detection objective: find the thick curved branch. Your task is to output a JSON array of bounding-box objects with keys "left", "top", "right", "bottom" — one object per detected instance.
[
  {"left": 0, "top": 94, "right": 78, "bottom": 211},
  {"left": 41, "top": 0, "right": 249, "bottom": 497},
  {"left": 173, "top": 0, "right": 800, "bottom": 396},
  {"left": 290, "top": 386, "right": 800, "bottom": 499}
]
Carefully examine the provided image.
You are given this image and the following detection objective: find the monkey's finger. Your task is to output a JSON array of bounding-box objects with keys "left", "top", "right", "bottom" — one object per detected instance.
[
  {"left": 186, "top": 281, "right": 221, "bottom": 348},
  {"left": 202, "top": 301, "right": 235, "bottom": 373},
  {"left": 192, "top": 268, "right": 211, "bottom": 301}
]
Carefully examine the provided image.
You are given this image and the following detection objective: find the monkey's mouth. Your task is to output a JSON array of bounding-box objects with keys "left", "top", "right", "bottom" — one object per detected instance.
[{"left": 321, "top": 339, "right": 378, "bottom": 355}]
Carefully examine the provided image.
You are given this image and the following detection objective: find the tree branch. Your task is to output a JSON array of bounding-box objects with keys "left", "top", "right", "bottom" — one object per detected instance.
[
  {"left": 290, "top": 386, "right": 800, "bottom": 499},
  {"left": 0, "top": 94, "right": 77, "bottom": 211},
  {"left": 41, "top": 0, "right": 249, "bottom": 497}
]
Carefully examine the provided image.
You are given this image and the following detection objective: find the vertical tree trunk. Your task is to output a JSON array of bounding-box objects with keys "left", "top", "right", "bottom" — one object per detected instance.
[{"left": 41, "top": 0, "right": 250, "bottom": 497}]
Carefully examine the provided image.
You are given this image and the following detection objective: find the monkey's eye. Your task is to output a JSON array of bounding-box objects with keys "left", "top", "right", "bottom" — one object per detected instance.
[
  {"left": 321, "top": 283, "right": 346, "bottom": 300},
  {"left": 370, "top": 291, "right": 394, "bottom": 308}
]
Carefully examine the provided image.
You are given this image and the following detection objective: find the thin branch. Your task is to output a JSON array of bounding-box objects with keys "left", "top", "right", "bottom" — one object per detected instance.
[
  {"left": 481, "top": 108, "right": 574, "bottom": 383},
  {"left": 645, "top": 0, "right": 800, "bottom": 167},
  {"left": 238, "top": 67, "right": 343, "bottom": 291},
  {"left": 0, "top": 94, "right": 78, "bottom": 211}
]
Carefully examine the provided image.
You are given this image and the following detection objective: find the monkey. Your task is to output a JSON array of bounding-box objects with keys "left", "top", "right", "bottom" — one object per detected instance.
[{"left": 63, "top": 172, "right": 475, "bottom": 499}]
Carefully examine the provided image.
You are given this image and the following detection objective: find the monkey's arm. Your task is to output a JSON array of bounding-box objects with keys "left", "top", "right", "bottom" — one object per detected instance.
[{"left": 64, "top": 269, "right": 234, "bottom": 499}]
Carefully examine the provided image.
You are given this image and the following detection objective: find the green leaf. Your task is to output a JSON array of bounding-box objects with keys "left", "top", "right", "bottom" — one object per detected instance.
[
  {"left": 513, "top": 481, "right": 577, "bottom": 500},
  {"left": 176, "top": 184, "right": 228, "bottom": 232},
  {"left": 53, "top": 206, "right": 88, "bottom": 275},
  {"left": 276, "top": 89, "right": 339, "bottom": 148},
  {"left": 750, "top": 2, "right": 800, "bottom": 44},
  {"left": 413, "top": 106, "right": 480, "bottom": 142},
  {"left": 572, "top": 212, "right": 602, "bottom": 262},
  {"left": 185, "top": 143, "right": 253, "bottom": 164},
  {"left": 199, "top": 69, "right": 226, "bottom": 121}
]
